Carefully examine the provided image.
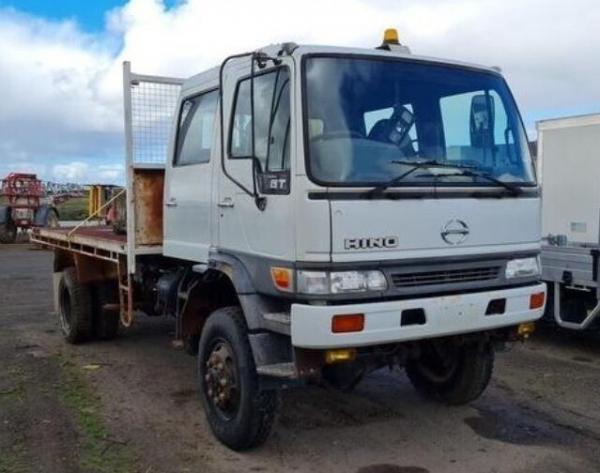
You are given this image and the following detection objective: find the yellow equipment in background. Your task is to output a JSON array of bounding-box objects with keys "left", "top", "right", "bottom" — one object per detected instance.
[
  {"left": 88, "top": 185, "right": 123, "bottom": 220},
  {"left": 84, "top": 184, "right": 126, "bottom": 233},
  {"left": 88, "top": 185, "right": 108, "bottom": 219}
]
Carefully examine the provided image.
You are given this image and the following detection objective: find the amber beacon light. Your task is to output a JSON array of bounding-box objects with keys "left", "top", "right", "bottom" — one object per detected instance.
[{"left": 383, "top": 28, "right": 400, "bottom": 45}]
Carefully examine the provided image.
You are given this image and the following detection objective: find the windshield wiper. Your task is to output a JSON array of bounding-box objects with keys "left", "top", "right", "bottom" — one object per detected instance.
[
  {"left": 427, "top": 168, "right": 523, "bottom": 196},
  {"left": 363, "top": 160, "right": 475, "bottom": 198},
  {"left": 363, "top": 159, "right": 522, "bottom": 198}
]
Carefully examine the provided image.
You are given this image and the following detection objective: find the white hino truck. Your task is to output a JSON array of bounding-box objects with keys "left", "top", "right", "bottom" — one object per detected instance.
[{"left": 32, "top": 30, "right": 546, "bottom": 450}]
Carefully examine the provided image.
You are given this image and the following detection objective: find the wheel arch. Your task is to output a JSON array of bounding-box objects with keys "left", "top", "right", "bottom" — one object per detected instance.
[
  {"left": 180, "top": 255, "right": 292, "bottom": 367},
  {"left": 180, "top": 268, "right": 241, "bottom": 339},
  {"left": 179, "top": 252, "right": 257, "bottom": 338}
]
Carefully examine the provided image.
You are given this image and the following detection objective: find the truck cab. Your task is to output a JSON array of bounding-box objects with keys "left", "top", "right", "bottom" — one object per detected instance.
[
  {"left": 163, "top": 39, "right": 544, "bottom": 336},
  {"left": 36, "top": 32, "right": 547, "bottom": 451}
]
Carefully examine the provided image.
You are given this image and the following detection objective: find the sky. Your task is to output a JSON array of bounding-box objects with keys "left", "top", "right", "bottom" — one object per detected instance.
[{"left": 0, "top": 0, "right": 599, "bottom": 184}]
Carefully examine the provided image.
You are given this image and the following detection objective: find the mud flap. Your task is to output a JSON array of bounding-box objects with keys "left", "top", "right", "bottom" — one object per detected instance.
[{"left": 248, "top": 332, "right": 293, "bottom": 367}]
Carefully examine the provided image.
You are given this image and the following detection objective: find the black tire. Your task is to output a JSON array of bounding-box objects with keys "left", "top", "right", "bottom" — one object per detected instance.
[
  {"left": 198, "top": 306, "right": 278, "bottom": 450},
  {"left": 0, "top": 218, "right": 17, "bottom": 244},
  {"left": 92, "top": 282, "right": 120, "bottom": 340},
  {"left": 58, "top": 267, "right": 93, "bottom": 344},
  {"left": 405, "top": 340, "right": 494, "bottom": 405}
]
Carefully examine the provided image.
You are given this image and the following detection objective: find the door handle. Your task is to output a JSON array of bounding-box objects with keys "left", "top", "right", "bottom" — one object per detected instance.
[
  {"left": 217, "top": 198, "right": 234, "bottom": 208},
  {"left": 165, "top": 198, "right": 178, "bottom": 208}
]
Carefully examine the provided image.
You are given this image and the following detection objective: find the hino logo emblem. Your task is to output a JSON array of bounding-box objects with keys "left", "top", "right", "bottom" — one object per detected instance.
[
  {"left": 441, "top": 219, "right": 469, "bottom": 245},
  {"left": 344, "top": 236, "right": 399, "bottom": 250}
]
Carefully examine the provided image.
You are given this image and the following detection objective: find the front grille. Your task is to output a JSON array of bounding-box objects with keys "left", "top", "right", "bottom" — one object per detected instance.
[{"left": 391, "top": 266, "right": 501, "bottom": 288}]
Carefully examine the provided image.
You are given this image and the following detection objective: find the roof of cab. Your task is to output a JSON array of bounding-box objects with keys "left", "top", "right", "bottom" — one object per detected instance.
[
  {"left": 180, "top": 43, "right": 502, "bottom": 94},
  {"left": 295, "top": 44, "right": 501, "bottom": 75}
]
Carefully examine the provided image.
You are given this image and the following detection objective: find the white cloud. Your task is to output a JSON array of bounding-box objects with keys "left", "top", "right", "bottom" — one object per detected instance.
[
  {"left": 52, "top": 162, "right": 90, "bottom": 182},
  {"left": 0, "top": 0, "right": 599, "bottom": 183},
  {"left": 96, "top": 163, "right": 125, "bottom": 183},
  {"left": 49, "top": 161, "right": 125, "bottom": 184}
]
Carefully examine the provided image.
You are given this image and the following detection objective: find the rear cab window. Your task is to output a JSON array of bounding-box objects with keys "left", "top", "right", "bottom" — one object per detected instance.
[{"left": 174, "top": 90, "right": 218, "bottom": 166}]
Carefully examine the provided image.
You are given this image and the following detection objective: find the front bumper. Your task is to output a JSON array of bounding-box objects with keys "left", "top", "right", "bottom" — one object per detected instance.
[{"left": 290, "top": 283, "right": 546, "bottom": 348}]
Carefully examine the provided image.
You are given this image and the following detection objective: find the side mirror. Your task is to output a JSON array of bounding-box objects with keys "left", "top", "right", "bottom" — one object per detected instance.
[{"left": 470, "top": 94, "right": 495, "bottom": 148}]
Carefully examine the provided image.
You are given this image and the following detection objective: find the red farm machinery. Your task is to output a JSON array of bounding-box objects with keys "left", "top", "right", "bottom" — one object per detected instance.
[{"left": 0, "top": 173, "right": 63, "bottom": 243}]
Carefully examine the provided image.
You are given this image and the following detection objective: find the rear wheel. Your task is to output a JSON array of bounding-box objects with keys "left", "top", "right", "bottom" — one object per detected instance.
[
  {"left": 0, "top": 218, "right": 17, "bottom": 244},
  {"left": 198, "top": 306, "right": 278, "bottom": 450},
  {"left": 58, "top": 267, "right": 93, "bottom": 344},
  {"left": 405, "top": 339, "right": 494, "bottom": 405}
]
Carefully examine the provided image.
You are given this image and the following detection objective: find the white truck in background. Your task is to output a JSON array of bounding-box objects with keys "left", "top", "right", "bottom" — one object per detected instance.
[
  {"left": 539, "top": 113, "right": 600, "bottom": 330},
  {"left": 32, "top": 30, "right": 546, "bottom": 450}
]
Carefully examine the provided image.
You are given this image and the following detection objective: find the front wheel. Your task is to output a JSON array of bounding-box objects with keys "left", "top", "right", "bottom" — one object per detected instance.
[
  {"left": 405, "top": 339, "right": 494, "bottom": 405},
  {"left": 198, "top": 306, "right": 278, "bottom": 450}
]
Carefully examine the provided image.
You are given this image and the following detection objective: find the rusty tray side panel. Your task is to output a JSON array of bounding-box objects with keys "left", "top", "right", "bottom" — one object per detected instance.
[{"left": 134, "top": 168, "right": 164, "bottom": 246}]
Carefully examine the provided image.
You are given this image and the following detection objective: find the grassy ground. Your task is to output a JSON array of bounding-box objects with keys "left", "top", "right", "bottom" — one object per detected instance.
[
  {"left": 56, "top": 196, "right": 88, "bottom": 221},
  {"left": 0, "top": 346, "right": 136, "bottom": 473},
  {"left": 0, "top": 364, "right": 27, "bottom": 473},
  {"left": 0, "top": 246, "right": 136, "bottom": 473},
  {"left": 56, "top": 356, "right": 136, "bottom": 473}
]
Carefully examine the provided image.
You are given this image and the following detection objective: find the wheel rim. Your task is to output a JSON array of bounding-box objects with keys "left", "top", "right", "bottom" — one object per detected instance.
[
  {"left": 204, "top": 339, "right": 240, "bottom": 421},
  {"left": 59, "top": 284, "right": 72, "bottom": 333},
  {"left": 416, "top": 341, "right": 460, "bottom": 384}
]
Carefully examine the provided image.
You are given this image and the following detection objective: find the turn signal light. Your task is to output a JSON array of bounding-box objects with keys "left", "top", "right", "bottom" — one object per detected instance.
[
  {"left": 529, "top": 292, "right": 545, "bottom": 309},
  {"left": 270, "top": 267, "right": 293, "bottom": 292},
  {"left": 331, "top": 313, "right": 364, "bottom": 333},
  {"left": 325, "top": 348, "right": 357, "bottom": 364}
]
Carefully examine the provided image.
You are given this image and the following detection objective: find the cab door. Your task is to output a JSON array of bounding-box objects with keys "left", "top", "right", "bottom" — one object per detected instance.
[
  {"left": 163, "top": 89, "right": 219, "bottom": 262},
  {"left": 217, "top": 64, "right": 295, "bottom": 260}
]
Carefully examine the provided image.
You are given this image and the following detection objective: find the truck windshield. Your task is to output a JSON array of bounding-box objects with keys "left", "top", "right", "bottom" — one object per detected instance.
[{"left": 303, "top": 56, "right": 535, "bottom": 188}]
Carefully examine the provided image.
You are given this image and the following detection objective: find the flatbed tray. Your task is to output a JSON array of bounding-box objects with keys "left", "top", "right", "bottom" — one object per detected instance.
[{"left": 31, "top": 226, "right": 161, "bottom": 261}]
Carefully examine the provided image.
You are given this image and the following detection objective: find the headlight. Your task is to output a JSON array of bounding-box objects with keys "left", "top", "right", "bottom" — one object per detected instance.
[
  {"left": 297, "top": 270, "right": 387, "bottom": 294},
  {"left": 296, "top": 271, "right": 329, "bottom": 294},
  {"left": 505, "top": 257, "right": 540, "bottom": 279}
]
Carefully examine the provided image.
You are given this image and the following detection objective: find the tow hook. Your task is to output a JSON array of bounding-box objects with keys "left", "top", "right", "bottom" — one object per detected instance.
[{"left": 516, "top": 322, "right": 536, "bottom": 340}]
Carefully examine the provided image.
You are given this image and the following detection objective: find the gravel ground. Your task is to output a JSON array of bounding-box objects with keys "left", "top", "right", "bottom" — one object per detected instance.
[{"left": 1, "top": 243, "right": 599, "bottom": 473}]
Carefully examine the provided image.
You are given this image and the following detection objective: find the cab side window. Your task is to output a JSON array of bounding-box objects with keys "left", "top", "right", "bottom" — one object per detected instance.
[
  {"left": 174, "top": 90, "right": 218, "bottom": 166},
  {"left": 230, "top": 68, "right": 291, "bottom": 172}
]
